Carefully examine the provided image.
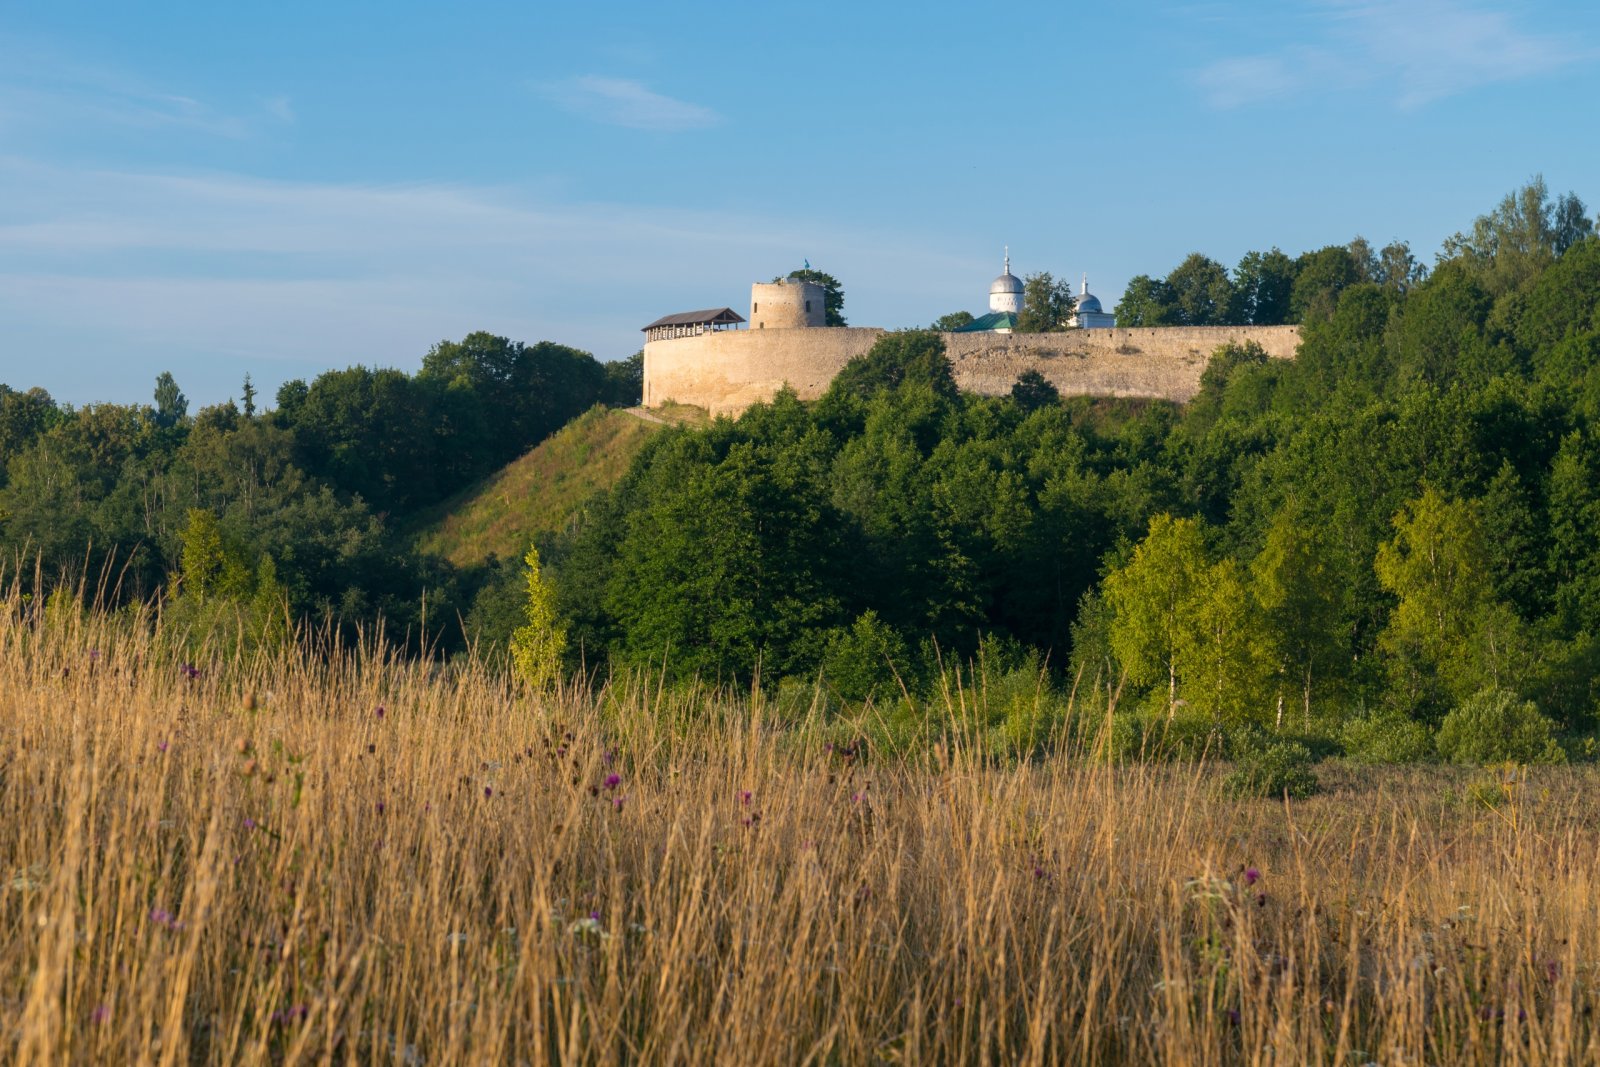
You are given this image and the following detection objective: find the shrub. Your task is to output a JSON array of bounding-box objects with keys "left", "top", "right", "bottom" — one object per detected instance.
[
  {"left": 1223, "top": 737, "right": 1320, "bottom": 800},
  {"left": 1435, "top": 687, "right": 1566, "bottom": 765},
  {"left": 1090, "top": 708, "right": 1223, "bottom": 763},
  {"left": 1341, "top": 710, "right": 1436, "bottom": 763},
  {"left": 821, "top": 611, "right": 909, "bottom": 704}
]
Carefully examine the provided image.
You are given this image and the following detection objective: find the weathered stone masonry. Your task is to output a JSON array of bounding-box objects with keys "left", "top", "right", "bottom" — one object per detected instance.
[{"left": 644, "top": 325, "right": 1302, "bottom": 416}]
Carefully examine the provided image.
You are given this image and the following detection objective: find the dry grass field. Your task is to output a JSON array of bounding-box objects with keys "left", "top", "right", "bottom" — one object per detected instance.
[{"left": 4, "top": 599, "right": 1600, "bottom": 1065}]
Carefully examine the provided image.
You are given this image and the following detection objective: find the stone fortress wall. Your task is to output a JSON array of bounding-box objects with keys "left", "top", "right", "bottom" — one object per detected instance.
[{"left": 644, "top": 324, "right": 1302, "bottom": 416}]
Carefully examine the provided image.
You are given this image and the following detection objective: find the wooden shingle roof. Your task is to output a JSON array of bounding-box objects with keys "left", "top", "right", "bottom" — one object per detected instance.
[{"left": 641, "top": 307, "right": 746, "bottom": 331}]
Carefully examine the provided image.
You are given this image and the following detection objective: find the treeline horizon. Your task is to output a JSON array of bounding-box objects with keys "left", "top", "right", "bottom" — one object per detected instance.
[{"left": 4, "top": 176, "right": 1600, "bottom": 762}]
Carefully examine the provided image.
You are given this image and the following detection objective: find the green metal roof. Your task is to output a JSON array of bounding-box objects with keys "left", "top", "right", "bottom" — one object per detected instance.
[{"left": 952, "top": 311, "right": 1018, "bottom": 333}]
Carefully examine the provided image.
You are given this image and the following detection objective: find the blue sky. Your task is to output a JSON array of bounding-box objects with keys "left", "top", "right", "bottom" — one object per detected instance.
[{"left": 3, "top": 0, "right": 1599, "bottom": 408}]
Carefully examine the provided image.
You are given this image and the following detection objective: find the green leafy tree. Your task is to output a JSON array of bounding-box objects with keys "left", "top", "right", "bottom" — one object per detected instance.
[
  {"left": 1114, "top": 274, "right": 1178, "bottom": 326},
  {"left": 1177, "top": 558, "right": 1270, "bottom": 726},
  {"left": 0, "top": 386, "right": 60, "bottom": 484},
  {"left": 1250, "top": 509, "right": 1347, "bottom": 726},
  {"left": 930, "top": 310, "right": 975, "bottom": 331},
  {"left": 1104, "top": 514, "right": 1210, "bottom": 719},
  {"left": 1165, "top": 253, "right": 1235, "bottom": 326},
  {"left": 1442, "top": 175, "right": 1593, "bottom": 296},
  {"left": 511, "top": 543, "right": 567, "bottom": 688},
  {"left": 1016, "top": 272, "right": 1075, "bottom": 332},
  {"left": 1231, "top": 248, "right": 1297, "bottom": 325},
  {"left": 781, "top": 268, "right": 846, "bottom": 325},
  {"left": 1375, "top": 488, "right": 1528, "bottom": 706},
  {"left": 1375, "top": 240, "right": 1428, "bottom": 294},
  {"left": 153, "top": 372, "right": 188, "bottom": 429},
  {"left": 603, "top": 351, "right": 644, "bottom": 406},
  {"left": 822, "top": 610, "right": 909, "bottom": 703},
  {"left": 1009, "top": 369, "right": 1059, "bottom": 412},
  {"left": 827, "top": 331, "right": 957, "bottom": 402},
  {"left": 176, "top": 508, "right": 231, "bottom": 601},
  {"left": 1547, "top": 430, "right": 1600, "bottom": 632},
  {"left": 1290, "top": 246, "right": 1362, "bottom": 323},
  {"left": 1386, "top": 262, "right": 1497, "bottom": 386}
]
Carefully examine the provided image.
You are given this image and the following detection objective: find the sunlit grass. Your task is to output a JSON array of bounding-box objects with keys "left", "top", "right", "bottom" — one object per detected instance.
[{"left": 3, "top": 591, "right": 1599, "bottom": 1064}]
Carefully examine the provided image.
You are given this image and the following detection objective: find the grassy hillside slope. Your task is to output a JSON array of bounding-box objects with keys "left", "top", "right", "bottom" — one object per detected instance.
[{"left": 412, "top": 405, "right": 662, "bottom": 567}]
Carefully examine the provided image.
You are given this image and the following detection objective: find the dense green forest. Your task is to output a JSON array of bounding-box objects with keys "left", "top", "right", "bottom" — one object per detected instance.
[
  {"left": 0, "top": 335, "right": 641, "bottom": 645},
  {"left": 5, "top": 179, "right": 1600, "bottom": 761}
]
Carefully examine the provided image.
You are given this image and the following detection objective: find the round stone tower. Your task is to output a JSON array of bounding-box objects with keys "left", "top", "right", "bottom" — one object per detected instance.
[{"left": 750, "top": 277, "right": 827, "bottom": 329}]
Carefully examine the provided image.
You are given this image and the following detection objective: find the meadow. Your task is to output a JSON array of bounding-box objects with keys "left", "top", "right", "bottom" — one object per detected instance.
[{"left": 4, "top": 599, "right": 1599, "bottom": 1065}]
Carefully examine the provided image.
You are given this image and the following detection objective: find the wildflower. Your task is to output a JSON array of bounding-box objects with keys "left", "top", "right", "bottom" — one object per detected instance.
[
  {"left": 740, "top": 790, "right": 752, "bottom": 806},
  {"left": 91, "top": 1004, "right": 109, "bottom": 1024},
  {"left": 604, "top": 774, "right": 621, "bottom": 790},
  {"left": 376, "top": 802, "right": 386, "bottom": 815},
  {"left": 484, "top": 786, "right": 493, "bottom": 799},
  {"left": 157, "top": 740, "right": 169, "bottom": 754},
  {"left": 604, "top": 747, "right": 616, "bottom": 765},
  {"left": 1243, "top": 867, "right": 1261, "bottom": 886},
  {"left": 243, "top": 818, "right": 257, "bottom": 830},
  {"left": 1255, "top": 892, "right": 1267, "bottom": 907},
  {"left": 89, "top": 649, "right": 101, "bottom": 662},
  {"left": 612, "top": 796, "right": 625, "bottom": 812},
  {"left": 375, "top": 706, "right": 385, "bottom": 719}
]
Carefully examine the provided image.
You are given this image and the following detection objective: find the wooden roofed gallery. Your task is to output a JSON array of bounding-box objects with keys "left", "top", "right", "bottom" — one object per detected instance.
[{"left": 641, "top": 307, "right": 746, "bottom": 343}]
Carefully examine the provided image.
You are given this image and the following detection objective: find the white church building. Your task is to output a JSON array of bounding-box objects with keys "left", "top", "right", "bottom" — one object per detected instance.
[{"left": 956, "top": 252, "right": 1114, "bottom": 332}]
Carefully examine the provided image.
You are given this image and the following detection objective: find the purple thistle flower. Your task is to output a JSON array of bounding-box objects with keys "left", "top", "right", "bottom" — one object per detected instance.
[
  {"left": 375, "top": 802, "right": 386, "bottom": 815},
  {"left": 1244, "top": 867, "right": 1261, "bottom": 886},
  {"left": 483, "top": 786, "right": 493, "bottom": 799},
  {"left": 612, "top": 796, "right": 625, "bottom": 812},
  {"left": 91, "top": 1003, "right": 109, "bottom": 1024},
  {"left": 157, "top": 740, "right": 169, "bottom": 754},
  {"left": 590, "top": 909, "right": 601, "bottom": 921},
  {"left": 740, "top": 790, "right": 752, "bottom": 806},
  {"left": 604, "top": 773, "right": 621, "bottom": 790},
  {"left": 375, "top": 706, "right": 385, "bottom": 718},
  {"left": 243, "top": 817, "right": 257, "bottom": 830}
]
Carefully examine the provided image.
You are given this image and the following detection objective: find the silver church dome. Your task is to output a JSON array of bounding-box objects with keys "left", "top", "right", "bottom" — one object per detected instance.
[
  {"left": 991, "top": 271, "right": 1023, "bottom": 295},
  {"left": 1075, "top": 291, "right": 1103, "bottom": 314}
]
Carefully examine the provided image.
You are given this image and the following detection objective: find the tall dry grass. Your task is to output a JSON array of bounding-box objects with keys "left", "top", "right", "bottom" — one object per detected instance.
[{"left": 3, "top": 591, "right": 1599, "bottom": 1065}]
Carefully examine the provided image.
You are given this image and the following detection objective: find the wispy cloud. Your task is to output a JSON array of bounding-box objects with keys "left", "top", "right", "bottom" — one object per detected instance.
[
  {"left": 261, "top": 95, "right": 296, "bottom": 125},
  {"left": 0, "top": 38, "right": 286, "bottom": 139},
  {"left": 1194, "top": 1, "right": 1595, "bottom": 109},
  {"left": 0, "top": 158, "right": 968, "bottom": 405},
  {"left": 539, "top": 75, "right": 721, "bottom": 131}
]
